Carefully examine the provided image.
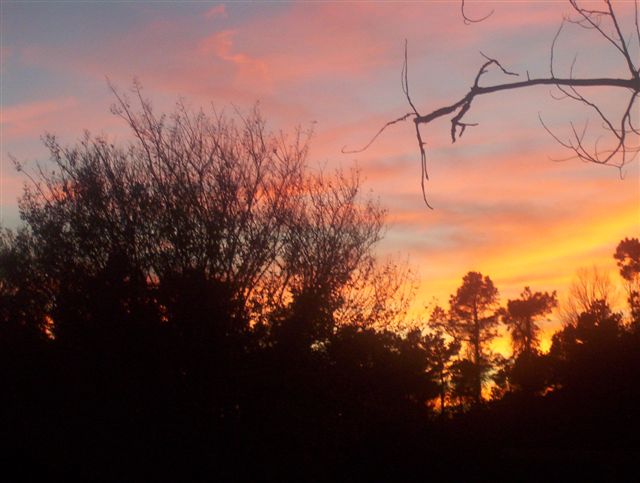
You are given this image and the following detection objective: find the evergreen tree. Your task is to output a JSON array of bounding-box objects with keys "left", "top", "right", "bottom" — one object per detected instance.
[{"left": 446, "top": 272, "right": 499, "bottom": 405}]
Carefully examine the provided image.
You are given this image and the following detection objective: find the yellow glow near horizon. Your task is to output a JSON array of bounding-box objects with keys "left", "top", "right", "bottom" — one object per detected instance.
[{"left": 405, "top": 191, "right": 638, "bottom": 358}]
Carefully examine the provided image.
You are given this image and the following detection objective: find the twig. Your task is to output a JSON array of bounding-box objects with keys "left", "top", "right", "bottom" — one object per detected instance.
[
  {"left": 461, "top": 0, "right": 494, "bottom": 25},
  {"left": 341, "top": 112, "right": 415, "bottom": 155}
]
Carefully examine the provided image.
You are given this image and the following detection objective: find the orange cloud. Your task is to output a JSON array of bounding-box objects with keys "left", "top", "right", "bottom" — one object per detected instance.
[{"left": 198, "top": 30, "right": 270, "bottom": 86}]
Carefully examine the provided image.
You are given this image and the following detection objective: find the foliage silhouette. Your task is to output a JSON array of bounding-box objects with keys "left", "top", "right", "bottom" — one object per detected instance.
[
  {"left": 500, "top": 288, "right": 557, "bottom": 395},
  {"left": 423, "top": 314, "right": 461, "bottom": 415},
  {"left": 614, "top": 237, "right": 640, "bottom": 326},
  {"left": 502, "top": 287, "right": 557, "bottom": 358},
  {"left": 444, "top": 271, "right": 500, "bottom": 406},
  {"left": 0, "top": 89, "right": 438, "bottom": 479}
]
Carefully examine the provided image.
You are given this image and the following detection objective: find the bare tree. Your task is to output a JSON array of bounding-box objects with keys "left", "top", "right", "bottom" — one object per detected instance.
[
  {"left": 14, "top": 84, "right": 308, "bottom": 328},
  {"left": 272, "top": 168, "right": 414, "bottom": 344},
  {"left": 559, "top": 265, "right": 618, "bottom": 326},
  {"left": 281, "top": 168, "right": 384, "bottom": 311},
  {"left": 334, "top": 255, "right": 415, "bottom": 331},
  {"left": 10, "top": 83, "right": 416, "bottom": 345},
  {"left": 345, "top": 0, "right": 640, "bottom": 207}
]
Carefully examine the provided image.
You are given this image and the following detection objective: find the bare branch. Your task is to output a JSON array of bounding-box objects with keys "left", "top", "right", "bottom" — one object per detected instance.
[
  {"left": 351, "top": 1, "right": 640, "bottom": 207},
  {"left": 550, "top": 18, "right": 565, "bottom": 78},
  {"left": 341, "top": 112, "right": 415, "bottom": 155},
  {"left": 415, "top": 121, "right": 433, "bottom": 209},
  {"left": 461, "top": 0, "right": 494, "bottom": 25},
  {"left": 635, "top": 1, "right": 640, "bottom": 59},
  {"left": 402, "top": 39, "right": 420, "bottom": 116},
  {"left": 479, "top": 52, "right": 519, "bottom": 77},
  {"left": 603, "top": 0, "right": 639, "bottom": 77}
]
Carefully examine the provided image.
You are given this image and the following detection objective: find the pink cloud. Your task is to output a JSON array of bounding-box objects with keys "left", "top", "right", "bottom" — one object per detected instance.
[
  {"left": 2, "top": 97, "right": 78, "bottom": 136},
  {"left": 7, "top": 1, "right": 579, "bottom": 143},
  {"left": 8, "top": 3, "right": 477, "bottom": 104},
  {"left": 198, "top": 30, "right": 270, "bottom": 85},
  {"left": 204, "top": 4, "right": 226, "bottom": 20}
]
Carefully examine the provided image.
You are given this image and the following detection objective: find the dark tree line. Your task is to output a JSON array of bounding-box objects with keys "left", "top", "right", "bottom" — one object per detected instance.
[
  {"left": 1, "top": 90, "right": 639, "bottom": 479},
  {"left": 0, "top": 90, "right": 437, "bottom": 480},
  {"left": 426, "top": 243, "right": 639, "bottom": 413}
]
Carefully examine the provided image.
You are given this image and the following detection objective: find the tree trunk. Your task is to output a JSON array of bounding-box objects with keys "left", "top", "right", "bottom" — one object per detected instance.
[
  {"left": 440, "top": 369, "right": 446, "bottom": 416},
  {"left": 473, "top": 302, "right": 481, "bottom": 406}
]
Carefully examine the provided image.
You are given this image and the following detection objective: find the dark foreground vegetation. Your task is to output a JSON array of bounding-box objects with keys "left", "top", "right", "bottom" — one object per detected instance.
[{"left": 2, "top": 92, "right": 639, "bottom": 480}]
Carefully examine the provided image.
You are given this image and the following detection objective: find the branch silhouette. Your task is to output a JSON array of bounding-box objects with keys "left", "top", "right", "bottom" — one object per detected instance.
[
  {"left": 461, "top": 0, "right": 494, "bottom": 25},
  {"left": 345, "top": 0, "right": 640, "bottom": 207}
]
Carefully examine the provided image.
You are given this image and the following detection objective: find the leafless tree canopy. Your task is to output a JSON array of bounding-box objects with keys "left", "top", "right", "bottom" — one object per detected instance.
[
  {"left": 345, "top": 0, "right": 640, "bottom": 207},
  {"left": 559, "top": 266, "right": 618, "bottom": 326},
  {"left": 12, "top": 84, "right": 411, "bottom": 335}
]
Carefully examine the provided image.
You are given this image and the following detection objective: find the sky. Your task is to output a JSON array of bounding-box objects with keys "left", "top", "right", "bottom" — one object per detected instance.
[{"left": 2, "top": 1, "right": 639, "bottom": 351}]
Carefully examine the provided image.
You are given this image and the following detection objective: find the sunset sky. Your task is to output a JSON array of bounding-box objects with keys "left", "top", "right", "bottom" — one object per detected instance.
[{"left": 2, "top": 1, "right": 638, "bottom": 349}]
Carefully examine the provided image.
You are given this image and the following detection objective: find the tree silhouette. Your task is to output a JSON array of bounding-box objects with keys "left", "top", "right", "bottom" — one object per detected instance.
[
  {"left": 8, "top": 85, "right": 412, "bottom": 345},
  {"left": 502, "top": 287, "right": 557, "bottom": 358},
  {"left": 3, "top": 86, "right": 454, "bottom": 478},
  {"left": 444, "top": 271, "right": 499, "bottom": 405},
  {"left": 559, "top": 266, "right": 617, "bottom": 326},
  {"left": 448, "top": 359, "right": 482, "bottom": 408},
  {"left": 0, "top": 228, "right": 51, "bottom": 343},
  {"left": 11, "top": 93, "right": 309, "bottom": 342},
  {"left": 614, "top": 237, "right": 640, "bottom": 326},
  {"left": 271, "top": 168, "right": 394, "bottom": 351},
  {"left": 550, "top": 299, "right": 626, "bottom": 395},
  {"left": 427, "top": 306, "right": 461, "bottom": 414}
]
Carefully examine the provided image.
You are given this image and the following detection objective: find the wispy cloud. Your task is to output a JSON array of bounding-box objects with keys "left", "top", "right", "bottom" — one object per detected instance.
[
  {"left": 204, "top": 4, "right": 226, "bottom": 20},
  {"left": 2, "top": 97, "right": 78, "bottom": 136}
]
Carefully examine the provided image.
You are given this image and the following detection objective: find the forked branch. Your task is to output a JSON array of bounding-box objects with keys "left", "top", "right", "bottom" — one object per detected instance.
[{"left": 345, "top": 0, "right": 640, "bottom": 207}]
